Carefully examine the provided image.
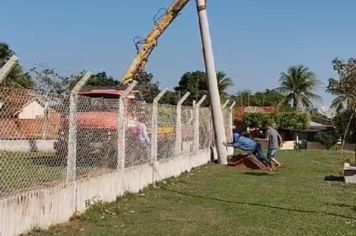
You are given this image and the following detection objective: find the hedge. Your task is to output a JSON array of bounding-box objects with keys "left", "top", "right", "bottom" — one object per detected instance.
[{"left": 243, "top": 112, "right": 311, "bottom": 130}]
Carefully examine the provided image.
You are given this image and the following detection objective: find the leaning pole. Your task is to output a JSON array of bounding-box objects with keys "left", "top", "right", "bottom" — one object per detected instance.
[{"left": 196, "top": 0, "right": 228, "bottom": 165}]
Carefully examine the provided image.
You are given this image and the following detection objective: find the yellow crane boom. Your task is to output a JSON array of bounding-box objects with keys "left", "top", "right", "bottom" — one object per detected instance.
[{"left": 121, "top": 0, "right": 190, "bottom": 86}]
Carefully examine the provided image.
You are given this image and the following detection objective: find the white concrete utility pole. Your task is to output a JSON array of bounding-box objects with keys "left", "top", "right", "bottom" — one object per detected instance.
[{"left": 196, "top": 0, "right": 227, "bottom": 165}]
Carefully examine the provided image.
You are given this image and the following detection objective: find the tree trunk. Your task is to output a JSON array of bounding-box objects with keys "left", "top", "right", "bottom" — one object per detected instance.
[
  {"left": 293, "top": 99, "right": 298, "bottom": 111},
  {"left": 354, "top": 110, "right": 356, "bottom": 165},
  {"left": 342, "top": 112, "right": 354, "bottom": 151}
]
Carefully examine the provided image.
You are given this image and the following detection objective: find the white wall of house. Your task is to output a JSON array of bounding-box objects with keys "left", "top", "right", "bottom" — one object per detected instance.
[
  {"left": 0, "top": 140, "right": 55, "bottom": 152},
  {"left": 18, "top": 101, "right": 44, "bottom": 119},
  {"left": 280, "top": 141, "right": 295, "bottom": 150}
]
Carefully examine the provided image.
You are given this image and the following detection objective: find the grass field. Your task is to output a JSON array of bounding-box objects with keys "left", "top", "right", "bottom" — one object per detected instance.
[
  {"left": 0, "top": 152, "right": 66, "bottom": 196},
  {"left": 0, "top": 152, "right": 112, "bottom": 197},
  {"left": 27, "top": 150, "right": 356, "bottom": 236}
]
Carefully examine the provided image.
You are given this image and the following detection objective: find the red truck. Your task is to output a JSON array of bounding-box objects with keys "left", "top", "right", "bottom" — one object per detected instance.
[
  {"left": 54, "top": 89, "right": 189, "bottom": 168},
  {"left": 55, "top": 89, "right": 143, "bottom": 168}
]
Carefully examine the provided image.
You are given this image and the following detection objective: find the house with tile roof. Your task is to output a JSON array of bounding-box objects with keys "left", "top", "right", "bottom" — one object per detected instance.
[{"left": 0, "top": 89, "right": 61, "bottom": 140}]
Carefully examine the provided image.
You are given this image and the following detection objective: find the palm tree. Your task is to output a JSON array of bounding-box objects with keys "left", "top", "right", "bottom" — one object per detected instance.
[
  {"left": 277, "top": 65, "right": 321, "bottom": 111},
  {"left": 216, "top": 71, "right": 234, "bottom": 100},
  {"left": 326, "top": 77, "right": 356, "bottom": 112},
  {"left": 326, "top": 77, "right": 355, "bottom": 149}
]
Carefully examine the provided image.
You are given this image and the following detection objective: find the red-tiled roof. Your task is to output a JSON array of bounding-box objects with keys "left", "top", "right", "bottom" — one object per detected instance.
[
  {"left": 0, "top": 119, "right": 22, "bottom": 139},
  {"left": 0, "top": 91, "right": 36, "bottom": 117},
  {"left": 0, "top": 112, "right": 61, "bottom": 140}
]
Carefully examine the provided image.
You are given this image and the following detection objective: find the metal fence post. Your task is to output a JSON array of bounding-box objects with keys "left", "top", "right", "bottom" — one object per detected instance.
[
  {"left": 193, "top": 95, "right": 207, "bottom": 154},
  {"left": 0, "top": 55, "right": 18, "bottom": 84},
  {"left": 151, "top": 89, "right": 167, "bottom": 162},
  {"left": 175, "top": 92, "right": 190, "bottom": 157},
  {"left": 66, "top": 72, "right": 93, "bottom": 182},
  {"left": 228, "top": 101, "right": 236, "bottom": 142},
  {"left": 117, "top": 81, "right": 137, "bottom": 170}
]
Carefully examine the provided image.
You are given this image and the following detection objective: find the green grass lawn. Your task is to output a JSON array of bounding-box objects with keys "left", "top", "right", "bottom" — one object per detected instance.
[
  {"left": 0, "top": 152, "right": 66, "bottom": 196},
  {"left": 28, "top": 150, "right": 356, "bottom": 236},
  {"left": 0, "top": 152, "right": 109, "bottom": 197}
]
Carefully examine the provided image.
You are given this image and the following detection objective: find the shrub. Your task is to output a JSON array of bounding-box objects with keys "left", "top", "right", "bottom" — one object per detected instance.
[
  {"left": 243, "top": 112, "right": 310, "bottom": 130},
  {"left": 274, "top": 112, "right": 311, "bottom": 130},
  {"left": 243, "top": 113, "right": 271, "bottom": 129},
  {"left": 315, "top": 132, "right": 339, "bottom": 150}
]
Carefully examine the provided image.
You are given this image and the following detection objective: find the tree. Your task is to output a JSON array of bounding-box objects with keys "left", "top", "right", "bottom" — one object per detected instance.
[
  {"left": 233, "top": 89, "right": 290, "bottom": 110},
  {"left": 0, "top": 42, "right": 33, "bottom": 89},
  {"left": 31, "top": 68, "right": 68, "bottom": 94},
  {"left": 175, "top": 70, "right": 233, "bottom": 105},
  {"left": 327, "top": 58, "right": 356, "bottom": 150},
  {"left": 216, "top": 71, "right": 234, "bottom": 101},
  {"left": 30, "top": 69, "right": 124, "bottom": 95},
  {"left": 327, "top": 58, "right": 356, "bottom": 111},
  {"left": 327, "top": 78, "right": 348, "bottom": 112},
  {"left": 315, "top": 132, "right": 339, "bottom": 150},
  {"left": 233, "top": 90, "right": 252, "bottom": 107},
  {"left": 277, "top": 65, "right": 321, "bottom": 111},
  {"left": 175, "top": 71, "right": 208, "bottom": 105},
  {"left": 334, "top": 110, "right": 355, "bottom": 144},
  {"left": 160, "top": 90, "right": 179, "bottom": 105},
  {"left": 0, "top": 43, "right": 14, "bottom": 65},
  {"left": 243, "top": 112, "right": 310, "bottom": 130},
  {"left": 135, "top": 71, "right": 160, "bottom": 103},
  {"left": 86, "top": 72, "right": 119, "bottom": 87}
]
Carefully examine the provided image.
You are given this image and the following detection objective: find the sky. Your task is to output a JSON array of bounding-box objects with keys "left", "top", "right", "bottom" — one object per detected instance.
[{"left": 1, "top": 0, "right": 356, "bottom": 108}]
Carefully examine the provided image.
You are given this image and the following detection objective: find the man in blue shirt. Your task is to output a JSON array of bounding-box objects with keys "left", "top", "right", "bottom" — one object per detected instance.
[{"left": 224, "top": 132, "right": 270, "bottom": 168}]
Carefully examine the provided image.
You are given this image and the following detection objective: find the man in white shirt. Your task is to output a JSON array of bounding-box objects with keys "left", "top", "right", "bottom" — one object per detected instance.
[{"left": 137, "top": 114, "right": 150, "bottom": 159}]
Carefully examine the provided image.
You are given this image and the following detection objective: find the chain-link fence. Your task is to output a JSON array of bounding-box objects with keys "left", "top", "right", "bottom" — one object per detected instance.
[
  {"left": 223, "top": 107, "right": 231, "bottom": 141},
  {"left": 125, "top": 101, "right": 152, "bottom": 167},
  {"left": 75, "top": 95, "right": 120, "bottom": 179},
  {"left": 199, "top": 107, "right": 212, "bottom": 150},
  {"left": 157, "top": 104, "right": 176, "bottom": 160},
  {"left": 0, "top": 85, "right": 231, "bottom": 198},
  {"left": 0, "top": 87, "right": 67, "bottom": 196},
  {"left": 181, "top": 106, "right": 194, "bottom": 154}
]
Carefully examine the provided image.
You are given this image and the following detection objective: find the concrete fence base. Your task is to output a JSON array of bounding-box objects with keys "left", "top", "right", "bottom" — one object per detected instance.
[{"left": 0, "top": 149, "right": 210, "bottom": 236}]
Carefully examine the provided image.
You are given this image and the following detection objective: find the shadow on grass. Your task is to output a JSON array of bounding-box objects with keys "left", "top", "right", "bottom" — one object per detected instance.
[
  {"left": 326, "top": 202, "right": 356, "bottom": 212},
  {"left": 324, "top": 175, "right": 344, "bottom": 182},
  {"left": 162, "top": 187, "right": 356, "bottom": 220},
  {"left": 244, "top": 172, "right": 271, "bottom": 176}
]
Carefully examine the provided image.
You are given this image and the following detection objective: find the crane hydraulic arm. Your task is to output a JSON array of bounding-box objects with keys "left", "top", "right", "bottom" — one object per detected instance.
[{"left": 120, "top": 0, "right": 190, "bottom": 86}]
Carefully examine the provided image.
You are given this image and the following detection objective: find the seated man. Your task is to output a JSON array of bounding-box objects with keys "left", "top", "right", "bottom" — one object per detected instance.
[{"left": 223, "top": 132, "right": 271, "bottom": 169}]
